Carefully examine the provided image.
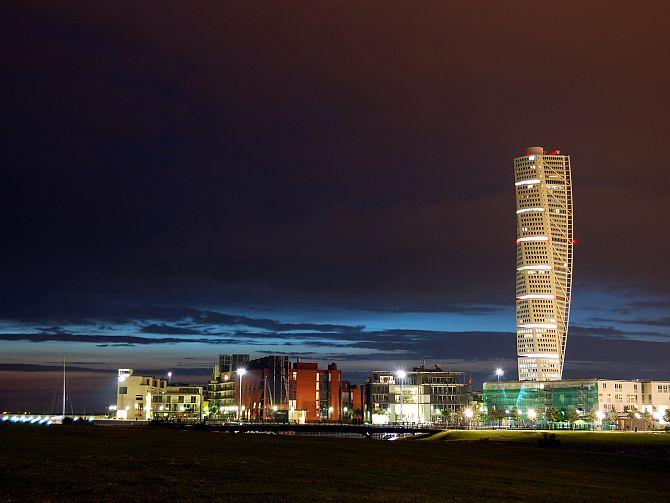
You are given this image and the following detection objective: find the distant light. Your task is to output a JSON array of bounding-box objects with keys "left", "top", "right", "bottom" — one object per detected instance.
[
  {"left": 527, "top": 408, "right": 537, "bottom": 420},
  {"left": 516, "top": 207, "right": 545, "bottom": 214},
  {"left": 272, "top": 405, "right": 278, "bottom": 412},
  {"left": 596, "top": 411, "right": 605, "bottom": 420},
  {"left": 464, "top": 408, "right": 474, "bottom": 419},
  {"left": 515, "top": 179, "right": 541, "bottom": 187},
  {"left": 108, "top": 405, "right": 117, "bottom": 411},
  {"left": 343, "top": 407, "right": 348, "bottom": 413},
  {"left": 495, "top": 368, "right": 504, "bottom": 377},
  {"left": 516, "top": 236, "right": 549, "bottom": 243},
  {"left": 528, "top": 155, "right": 536, "bottom": 161},
  {"left": 328, "top": 407, "right": 334, "bottom": 413},
  {"left": 517, "top": 294, "right": 555, "bottom": 300},
  {"left": 219, "top": 406, "right": 225, "bottom": 412},
  {"left": 634, "top": 412, "right": 641, "bottom": 420},
  {"left": 237, "top": 368, "right": 247, "bottom": 377},
  {"left": 517, "top": 265, "right": 552, "bottom": 271},
  {"left": 396, "top": 370, "right": 407, "bottom": 380},
  {"left": 518, "top": 324, "right": 558, "bottom": 330},
  {"left": 167, "top": 371, "right": 172, "bottom": 378}
]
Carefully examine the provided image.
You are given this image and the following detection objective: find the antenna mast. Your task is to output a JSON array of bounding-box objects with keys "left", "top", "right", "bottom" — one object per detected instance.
[{"left": 62, "top": 356, "right": 66, "bottom": 418}]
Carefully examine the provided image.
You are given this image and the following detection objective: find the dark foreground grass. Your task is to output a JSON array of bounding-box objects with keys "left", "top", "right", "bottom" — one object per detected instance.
[
  {"left": 428, "top": 428, "right": 670, "bottom": 446},
  {"left": 0, "top": 425, "right": 668, "bottom": 502}
]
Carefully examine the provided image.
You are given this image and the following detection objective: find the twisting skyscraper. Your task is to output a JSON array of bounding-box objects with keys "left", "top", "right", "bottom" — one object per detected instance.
[{"left": 514, "top": 146, "right": 573, "bottom": 381}]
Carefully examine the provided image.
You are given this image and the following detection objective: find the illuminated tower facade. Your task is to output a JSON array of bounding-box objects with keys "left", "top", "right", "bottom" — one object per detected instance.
[{"left": 515, "top": 146, "right": 573, "bottom": 381}]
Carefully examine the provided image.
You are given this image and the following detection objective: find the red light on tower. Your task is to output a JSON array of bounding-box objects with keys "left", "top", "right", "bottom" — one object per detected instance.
[{"left": 571, "top": 238, "right": 578, "bottom": 246}]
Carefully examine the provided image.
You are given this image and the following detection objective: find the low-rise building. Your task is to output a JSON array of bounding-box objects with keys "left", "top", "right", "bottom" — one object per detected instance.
[
  {"left": 288, "top": 361, "right": 342, "bottom": 423},
  {"left": 483, "top": 378, "right": 670, "bottom": 424},
  {"left": 116, "top": 369, "right": 167, "bottom": 420},
  {"left": 115, "top": 369, "right": 204, "bottom": 421},
  {"left": 340, "top": 382, "right": 363, "bottom": 423},
  {"left": 206, "top": 355, "right": 346, "bottom": 422},
  {"left": 362, "top": 364, "right": 472, "bottom": 424},
  {"left": 153, "top": 385, "right": 205, "bottom": 421}
]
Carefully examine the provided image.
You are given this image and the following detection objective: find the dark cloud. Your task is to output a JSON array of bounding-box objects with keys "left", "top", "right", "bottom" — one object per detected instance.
[
  {"left": 0, "top": 363, "right": 102, "bottom": 373},
  {"left": 0, "top": 332, "right": 240, "bottom": 346},
  {"left": 139, "top": 324, "right": 205, "bottom": 335},
  {"left": 1, "top": 1, "right": 670, "bottom": 410},
  {"left": 1, "top": 1, "right": 669, "bottom": 318}
]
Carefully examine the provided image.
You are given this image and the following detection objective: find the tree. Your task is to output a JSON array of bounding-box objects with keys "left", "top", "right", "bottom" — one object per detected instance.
[
  {"left": 545, "top": 407, "right": 560, "bottom": 423},
  {"left": 624, "top": 406, "right": 639, "bottom": 430},
  {"left": 606, "top": 410, "right": 618, "bottom": 426},
  {"left": 665, "top": 409, "right": 670, "bottom": 423},
  {"left": 488, "top": 409, "right": 504, "bottom": 424},
  {"left": 565, "top": 409, "right": 579, "bottom": 426},
  {"left": 509, "top": 408, "right": 521, "bottom": 421}
]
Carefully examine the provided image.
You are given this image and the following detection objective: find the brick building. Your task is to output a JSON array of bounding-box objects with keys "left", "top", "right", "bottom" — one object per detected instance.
[{"left": 207, "top": 355, "right": 346, "bottom": 423}]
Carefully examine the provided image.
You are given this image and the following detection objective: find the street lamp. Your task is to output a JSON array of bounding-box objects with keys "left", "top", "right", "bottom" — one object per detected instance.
[
  {"left": 396, "top": 370, "right": 407, "bottom": 424},
  {"left": 495, "top": 368, "right": 504, "bottom": 383},
  {"left": 464, "top": 408, "right": 474, "bottom": 430},
  {"left": 237, "top": 368, "right": 246, "bottom": 421},
  {"left": 527, "top": 408, "right": 537, "bottom": 428},
  {"left": 167, "top": 371, "right": 172, "bottom": 384}
]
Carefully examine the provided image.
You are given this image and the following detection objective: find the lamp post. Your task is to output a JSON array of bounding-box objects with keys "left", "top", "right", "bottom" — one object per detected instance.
[
  {"left": 237, "top": 368, "right": 246, "bottom": 421},
  {"left": 396, "top": 370, "right": 407, "bottom": 424},
  {"left": 527, "top": 408, "right": 537, "bottom": 429},
  {"left": 167, "top": 371, "right": 172, "bottom": 384},
  {"left": 464, "top": 408, "right": 474, "bottom": 430}
]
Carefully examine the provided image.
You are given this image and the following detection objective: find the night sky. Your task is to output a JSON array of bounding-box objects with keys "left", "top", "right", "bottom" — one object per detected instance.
[{"left": 2, "top": 1, "right": 669, "bottom": 412}]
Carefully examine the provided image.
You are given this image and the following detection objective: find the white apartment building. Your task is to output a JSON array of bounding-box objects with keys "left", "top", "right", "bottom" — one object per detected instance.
[
  {"left": 152, "top": 385, "right": 204, "bottom": 420},
  {"left": 115, "top": 369, "right": 204, "bottom": 421},
  {"left": 641, "top": 381, "right": 670, "bottom": 418},
  {"left": 116, "top": 369, "right": 167, "bottom": 420},
  {"left": 596, "top": 379, "right": 644, "bottom": 412},
  {"left": 515, "top": 146, "right": 574, "bottom": 381}
]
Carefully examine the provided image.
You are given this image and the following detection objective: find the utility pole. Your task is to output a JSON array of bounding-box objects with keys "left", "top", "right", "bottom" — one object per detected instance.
[{"left": 62, "top": 357, "right": 66, "bottom": 418}]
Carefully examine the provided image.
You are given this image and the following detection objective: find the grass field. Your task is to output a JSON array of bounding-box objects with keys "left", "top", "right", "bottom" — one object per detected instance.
[
  {"left": 428, "top": 428, "right": 670, "bottom": 445},
  {"left": 1, "top": 425, "right": 669, "bottom": 502}
]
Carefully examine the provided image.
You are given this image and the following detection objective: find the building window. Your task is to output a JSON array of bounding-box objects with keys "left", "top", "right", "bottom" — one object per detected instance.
[{"left": 119, "top": 386, "right": 127, "bottom": 395}]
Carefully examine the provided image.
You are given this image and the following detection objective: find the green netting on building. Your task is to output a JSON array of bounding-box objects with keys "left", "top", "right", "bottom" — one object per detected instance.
[{"left": 483, "top": 380, "right": 599, "bottom": 414}]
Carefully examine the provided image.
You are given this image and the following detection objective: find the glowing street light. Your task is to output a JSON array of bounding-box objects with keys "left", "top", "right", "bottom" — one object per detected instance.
[
  {"left": 527, "top": 408, "right": 537, "bottom": 420},
  {"left": 167, "top": 371, "right": 173, "bottom": 384},
  {"left": 464, "top": 408, "right": 474, "bottom": 429},
  {"left": 237, "top": 368, "right": 247, "bottom": 421},
  {"left": 495, "top": 368, "right": 504, "bottom": 383}
]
